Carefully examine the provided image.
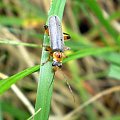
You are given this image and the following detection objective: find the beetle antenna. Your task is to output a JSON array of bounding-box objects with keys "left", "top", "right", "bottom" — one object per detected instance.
[{"left": 61, "top": 70, "right": 75, "bottom": 102}]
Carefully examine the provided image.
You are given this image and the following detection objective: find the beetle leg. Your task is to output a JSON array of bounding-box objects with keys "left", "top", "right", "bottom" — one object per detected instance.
[
  {"left": 41, "top": 46, "right": 53, "bottom": 66},
  {"left": 44, "top": 25, "right": 49, "bottom": 35},
  {"left": 64, "top": 46, "right": 71, "bottom": 51},
  {"left": 42, "top": 45, "right": 52, "bottom": 51},
  {"left": 62, "top": 53, "right": 68, "bottom": 58},
  {"left": 45, "top": 46, "right": 52, "bottom": 51},
  {"left": 63, "top": 33, "right": 71, "bottom": 40}
]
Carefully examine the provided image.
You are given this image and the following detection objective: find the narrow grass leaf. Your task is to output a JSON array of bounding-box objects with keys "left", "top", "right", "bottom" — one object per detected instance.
[
  {"left": 108, "top": 64, "right": 120, "bottom": 80},
  {"left": 102, "top": 52, "right": 120, "bottom": 66},
  {"left": 27, "top": 108, "right": 41, "bottom": 120},
  {"left": 0, "top": 16, "right": 23, "bottom": 26},
  {"left": 0, "top": 101, "right": 29, "bottom": 119},
  {"left": 0, "top": 65, "right": 39, "bottom": 94},
  {"left": 0, "top": 39, "right": 40, "bottom": 48},
  {"left": 64, "top": 47, "right": 116, "bottom": 63},
  {"left": 84, "top": 0, "right": 118, "bottom": 42},
  {"left": 34, "top": 0, "right": 66, "bottom": 120}
]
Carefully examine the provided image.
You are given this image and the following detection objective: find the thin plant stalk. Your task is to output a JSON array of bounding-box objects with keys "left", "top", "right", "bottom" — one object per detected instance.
[{"left": 34, "top": 0, "right": 67, "bottom": 120}]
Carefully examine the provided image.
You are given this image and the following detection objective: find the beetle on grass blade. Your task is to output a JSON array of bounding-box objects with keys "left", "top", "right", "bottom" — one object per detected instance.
[
  {"left": 43, "top": 15, "right": 75, "bottom": 102},
  {"left": 43, "top": 15, "right": 70, "bottom": 71}
]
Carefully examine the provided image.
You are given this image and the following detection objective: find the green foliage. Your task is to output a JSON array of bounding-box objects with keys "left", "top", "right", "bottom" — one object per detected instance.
[
  {"left": 0, "top": 65, "right": 39, "bottom": 94},
  {"left": 0, "top": 0, "right": 120, "bottom": 120},
  {"left": 109, "top": 64, "right": 120, "bottom": 80},
  {"left": 34, "top": 0, "right": 67, "bottom": 120},
  {"left": 0, "top": 101, "right": 29, "bottom": 120},
  {"left": 84, "top": 0, "right": 118, "bottom": 41},
  {"left": 64, "top": 47, "right": 117, "bottom": 63},
  {"left": 0, "top": 39, "right": 41, "bottom": 48}
]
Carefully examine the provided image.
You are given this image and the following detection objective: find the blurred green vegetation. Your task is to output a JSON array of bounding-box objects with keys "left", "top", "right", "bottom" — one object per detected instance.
[{"left": 0, "top": 0, "right": 120, "bottom": 120}]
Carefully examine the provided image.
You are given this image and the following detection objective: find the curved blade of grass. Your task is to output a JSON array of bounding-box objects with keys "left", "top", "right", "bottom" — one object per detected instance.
[
  {"left": 0, "top": 39, "right": 41, "bottom": 48},
  {"left": 2, "top": 27, "right": 44, "bottom": 39},
  {"left": 63, "top": 47, "right": 118, "bottom": 63},
  {"left": 0, "top": 65, "right": 39, "bottom": 94},
  {"left": 27, "top": 108, "right": 41, "bottom": 120},
  {"left": 84, "top": 0, "right": 118, "bottom": 42},
  {"left": 0, "top": 46, "right": 117, "bottom": 95},
  {"left": 34, "top": 0, "right": 66, "bottom": 120}
]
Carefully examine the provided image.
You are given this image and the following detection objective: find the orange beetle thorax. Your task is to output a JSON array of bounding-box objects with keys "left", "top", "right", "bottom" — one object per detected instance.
[
  {"left": 52, "top": 51, "right": 63, "bottom": 70},
  {"left": 53, "top": 51, "right": 63, "bottom": 62}
]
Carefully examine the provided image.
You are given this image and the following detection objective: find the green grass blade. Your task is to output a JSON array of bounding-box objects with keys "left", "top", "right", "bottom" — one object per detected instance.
[
  {"left": 0, "top": 101, "right": 29, "bottom": 119},
  {"left": 0, "top": 16, "right": 23, "bottom": 26},
  {"left": 34, "top": 0, "right": 66, "bottom": 120},
  {"left": 0, "top": 39, "right": 40, "bottom": 48},
  {"left": 84, "top": 0, "right": 118, "bottom": 42},
  {"left": 102, "top": 52, "right": 120, "bottom": 66},
  {"left": 27, "top": 108, "right": 41, "bottom": 120},
  {"left": 0, "top": 102, "right": 2, "bottom": 120},
  {"left": 108, "top": 64, "right": 120, "bottom": 80},
  {"left": 0, "top": 65, "right": 39, "bottom": 94},
  {"left": 64, "top": 47, "right": 117, "bottom": 63},
  {"left": 0, "top": 46, "right": 117, "bottom": 95}
]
